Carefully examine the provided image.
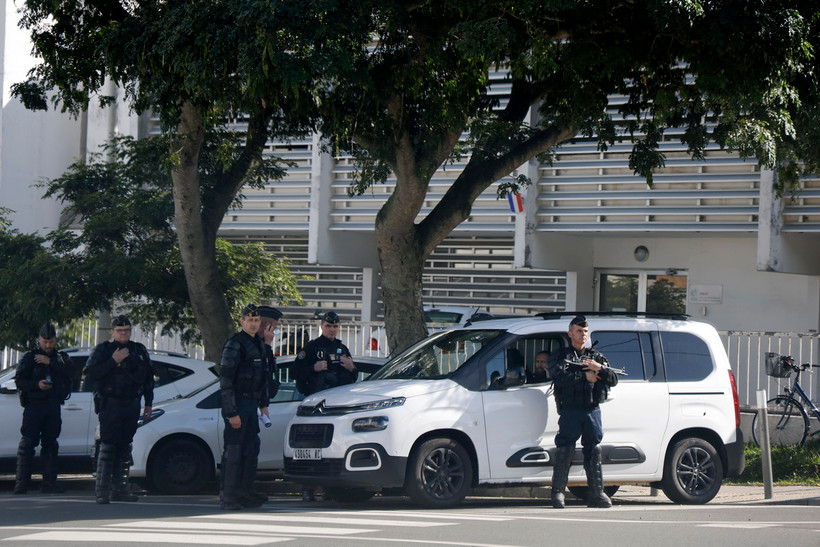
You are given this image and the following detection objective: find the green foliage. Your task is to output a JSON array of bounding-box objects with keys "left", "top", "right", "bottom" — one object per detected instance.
[
  {"left": 317, "top": 0, "right": 820, "bottom": 198},
  {"left": 0, "top": 136, "right": 302, "bottom": 351},
  {"left": 0, "top": 228, "right": 97, "bottom": 350},
  {"left": 737, "top": 443, "right": 820, "bottom": 484}
]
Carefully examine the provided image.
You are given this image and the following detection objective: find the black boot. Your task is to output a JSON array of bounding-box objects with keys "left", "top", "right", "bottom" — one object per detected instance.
[
  {"left": 111, "top": 445, "right": 138, "bottom": 502},
  {"left": 39, "top": 441, "right": 64, "bottom": 493},
  {"left": 550, "top": 446, "right": 574, "bottom": 509},
  {"left": 95, "top": 443, "right": 117, "bottom": 504},
  {"left": 239, "top": 454, "right": 265, "bottom": 508},
  {"left": 14, "top": 437, "right": 36, "bottom": 495},
  {"left": 220, "top": 445, "right": 243, "bottom": 510},
  {"left": 585, "top": 447, "right": 612, "bottom": 508}
]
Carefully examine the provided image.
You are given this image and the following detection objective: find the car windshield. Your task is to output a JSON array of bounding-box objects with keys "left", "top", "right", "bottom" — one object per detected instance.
[{"left": 368, "top": 329, "right": 503, "bottom": 380}]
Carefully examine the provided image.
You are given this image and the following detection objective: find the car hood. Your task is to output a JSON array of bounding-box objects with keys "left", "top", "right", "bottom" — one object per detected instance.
[{"left": 301, "top": 379, "right": 458, "bottom": 405}]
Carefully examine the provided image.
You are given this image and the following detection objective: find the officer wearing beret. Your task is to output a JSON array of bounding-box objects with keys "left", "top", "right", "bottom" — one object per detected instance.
[
  {"left": 13, "top": 323, "right": 73, "bottom": 494},
  {"left": 85, "top": 315, "right": 154, "bottom": 504},
  {"left": 230, "top": 304, "right": 283, "bottom": 507},
  {"left": 218, "top": 304, "right": 271, "bottom": 510},
  {"left": 548, "top": 315, "right": 618, "bottom": 509},
  {"left": 292, "top": 310, "right": 357, "bottom": 500},
  {"left": 292, "top": 311, "right": 357, "bottom": 397},
  {"left": 257, "top": 305, "right": 283, "bottom": 404}
]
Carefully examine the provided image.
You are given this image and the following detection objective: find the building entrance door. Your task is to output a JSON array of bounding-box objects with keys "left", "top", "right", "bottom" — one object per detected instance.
[{"left": 596, "top": 270, "right": 688, "bottom": 314}]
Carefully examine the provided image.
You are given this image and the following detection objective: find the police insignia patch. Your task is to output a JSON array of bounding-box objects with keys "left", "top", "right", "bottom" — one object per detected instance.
[{"left": 297, "top": 350, "right": 306, "bottom": 359}]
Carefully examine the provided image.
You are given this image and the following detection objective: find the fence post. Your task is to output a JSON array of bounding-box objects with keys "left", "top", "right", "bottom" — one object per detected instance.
[{"left": 756, "top": 389, "right": 774, "bottom": 499}]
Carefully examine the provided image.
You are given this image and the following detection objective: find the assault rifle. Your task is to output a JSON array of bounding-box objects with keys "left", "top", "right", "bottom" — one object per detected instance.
[{"left": 562, "top": 357, "right": 628, "bottom": 376}]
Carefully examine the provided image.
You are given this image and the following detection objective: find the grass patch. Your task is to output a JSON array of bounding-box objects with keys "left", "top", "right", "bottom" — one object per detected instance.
[{"left": 729, "top": 442, "right": 820, "bottom": 485}]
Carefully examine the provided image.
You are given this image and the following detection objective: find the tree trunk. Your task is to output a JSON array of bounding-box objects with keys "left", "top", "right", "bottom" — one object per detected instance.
[
  {"left": 376, "top": 122, "right": 578, "bottom": 355},
  {"left": 171, "top": 102, "right": 235, "bottom": 363},
  {"left": 376, "top": 221, "right": 428, "bottom": 355}
]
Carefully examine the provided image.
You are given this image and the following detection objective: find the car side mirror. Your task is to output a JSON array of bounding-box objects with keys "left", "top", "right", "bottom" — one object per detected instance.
[{"left": 503, "top": 366, "right": 526, "bottom": 388}]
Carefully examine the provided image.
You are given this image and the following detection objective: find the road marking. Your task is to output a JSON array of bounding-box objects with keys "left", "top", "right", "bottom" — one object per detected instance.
[
  {"left": 193, "top": 513, "right": 455, "bottom": 527},
  {"left": 107, "top": 520, "right": 374, "bottom": 536},
  {"left": 0, "top": 526, "right": 522, "bottom": 547},
  {"left": 325, "top": 509, "right": 514, "bottom": 521},
  {"left": 5, "top": 530, "right": 286, "bottom": 545},
  {"left": 698, "top": 523, "right": 781, "bottom": 529}
]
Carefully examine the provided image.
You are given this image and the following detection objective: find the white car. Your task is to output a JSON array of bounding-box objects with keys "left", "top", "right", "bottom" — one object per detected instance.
[
  {"left": 0, "top": 349, "right": 217, "bottom": 472},
  {"left": 127, "top": 355, "right": 385, "bottom": 494},
  {"left": 367, "top": 305, "right": 500, "bottom": 355},
  {"left": 286, "top": 313, "right": 746, "bottom": 507}
]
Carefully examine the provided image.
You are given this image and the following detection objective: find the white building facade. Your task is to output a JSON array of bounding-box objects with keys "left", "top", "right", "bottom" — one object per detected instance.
[{"left": 2, "top": 3, "right": 818, "bottom": 334}]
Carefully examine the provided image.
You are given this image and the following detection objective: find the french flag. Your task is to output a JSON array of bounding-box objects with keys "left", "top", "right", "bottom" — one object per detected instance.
[{"left": 507, "top": 192, "right": 524, "bottom": 213}]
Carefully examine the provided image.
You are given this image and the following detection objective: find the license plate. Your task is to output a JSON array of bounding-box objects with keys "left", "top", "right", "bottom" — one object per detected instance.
[{"left": 293, "top": 448, "right": 322, "bottom": 460}]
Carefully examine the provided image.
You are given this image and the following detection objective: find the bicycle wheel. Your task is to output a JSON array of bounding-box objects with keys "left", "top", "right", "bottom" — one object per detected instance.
[{"left": 752, "top": 396, "right": 809, "bottom": 446}]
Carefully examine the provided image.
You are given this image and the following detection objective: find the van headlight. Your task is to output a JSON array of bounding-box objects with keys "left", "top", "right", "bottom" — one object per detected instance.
[{"left": 352, "top": 416, "right": 389, "bottom": 432}]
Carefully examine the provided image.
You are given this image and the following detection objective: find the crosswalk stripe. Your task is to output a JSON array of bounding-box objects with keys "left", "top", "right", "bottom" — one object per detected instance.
[
  {"left": 6, "top": 531, "right": 286, "bottom": 545},
  {"left": 191, "top": 513, "right": 454, "bottom": 527},
  {"left": 326, "top": 509, "right": 514, "bottom": 521},
  {"left": 107, "top": 520, "right": 375, "bottom": 536}
]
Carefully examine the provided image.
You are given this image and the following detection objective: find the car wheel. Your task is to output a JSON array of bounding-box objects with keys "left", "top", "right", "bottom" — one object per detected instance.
[
  {"left": 148, "top": 438, "right": 213, "bottom": 495},
  {"left": 661, "top": 438, "right": 723, "bottom": 504},
  {"left": 322, "top": 486, "right": 375, "bottom": 503},
  {"left": 405, "top": 437, "right": 472, "bottom": 508},
  {"left": 568, "top": 485, "right": 620, "bottom": 500}
]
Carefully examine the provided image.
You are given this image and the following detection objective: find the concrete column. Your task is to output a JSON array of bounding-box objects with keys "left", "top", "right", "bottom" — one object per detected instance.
[{"left": 308, "top": 133, "right": 333, "bottom": 264}]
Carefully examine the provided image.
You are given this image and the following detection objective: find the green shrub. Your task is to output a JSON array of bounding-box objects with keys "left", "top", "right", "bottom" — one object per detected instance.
[{"left": 736, "top": 442, "right": 820, "bottom": 484}]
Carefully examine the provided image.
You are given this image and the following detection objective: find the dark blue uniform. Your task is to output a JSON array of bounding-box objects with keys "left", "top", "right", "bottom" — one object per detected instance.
[
  {"left": 549, "top": 344, "right": 618, "bottom": 508},
  {"left": 219, "top": 330, "right": 270, "bottom": 509},
  {"left": 292, "top": 335, "right": 356, "bottom": 396},
  {"left": 13, "top": 348, "right": 73, "bottom": 493},
  {"left": 85, "top": 340, "right": 154, "bottom": 503},
  {"left": 550, "top": 346, "right": 618, "bottom": 456}
]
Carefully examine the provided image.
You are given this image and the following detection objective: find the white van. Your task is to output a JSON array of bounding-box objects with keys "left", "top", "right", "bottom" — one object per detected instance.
[{"left": 284, "top": 313, "right": 745, "bottom": 507}]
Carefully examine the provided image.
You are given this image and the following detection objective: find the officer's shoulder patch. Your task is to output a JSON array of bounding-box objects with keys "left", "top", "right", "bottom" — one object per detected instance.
[{"left": 297, "top": 350, "right": 306, "bottom": 360}]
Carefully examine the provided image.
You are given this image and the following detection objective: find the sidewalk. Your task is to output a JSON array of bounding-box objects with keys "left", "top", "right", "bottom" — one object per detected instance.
[
  {"left": 468, "top": 483, "right": 820, "bottom": 506},
  {"left": 612, "top": 483, "right": 820, "bottom": 506},
  {"left": 4, "top": 475, "right": 819, "bottom": 506}
]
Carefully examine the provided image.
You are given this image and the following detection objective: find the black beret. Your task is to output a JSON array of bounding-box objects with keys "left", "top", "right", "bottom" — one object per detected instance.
[
  {"left": 320, "top": 311, "right": 340, "bottom": 324},
  {"left": 569, "top": 315, "right": 588, "bottom": 327},
  {"left": 112, "top": 315, "right": 131, "bottom": 327},
  {"left": 241, "top": 304, "right": 259, "bottom": 317},
  {"left": 257, "top": 305, "right": 283, "bottom": 320}
]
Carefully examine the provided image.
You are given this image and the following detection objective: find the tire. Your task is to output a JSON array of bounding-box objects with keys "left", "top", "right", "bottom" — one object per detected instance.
[
  {"left": 752, "top": 396, "right": 809, "bottom": 446},
  {"left": 405, "top": 438, "right": 473, "bottom": 508},
  {"left": 147, "top": 438, "right": 213, "bottom": 495},
  {"left": 568, "top": 485, "right": 620, "bottom": 500},
  {"left": 661, "top": 438, "right": 723, "bottom": 504},
  {"left": 322, "top": 487, "right": 375, "bottom": 503}
]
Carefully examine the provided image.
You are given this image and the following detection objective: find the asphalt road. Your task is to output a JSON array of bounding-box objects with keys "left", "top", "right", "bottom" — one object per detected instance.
[{"left": 1, "top": 482, "right": 819, "bottom": 546}]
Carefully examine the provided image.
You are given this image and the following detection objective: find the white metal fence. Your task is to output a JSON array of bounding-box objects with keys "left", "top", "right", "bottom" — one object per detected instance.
[{"left": 2, "top": 322, "right": 817, "bottom": 411}]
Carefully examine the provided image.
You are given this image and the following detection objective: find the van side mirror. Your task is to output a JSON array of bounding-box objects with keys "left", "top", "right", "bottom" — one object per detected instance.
[{"left": 503, "top": 366, "right": 526, "bottom": 387}]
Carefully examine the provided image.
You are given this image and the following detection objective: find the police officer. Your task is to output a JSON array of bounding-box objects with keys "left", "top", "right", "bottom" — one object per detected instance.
[
  {"left": 85, "top": 315, "right": 154, "bottom": 504},
  {"left": 548, "top": 315, "right": 618, "bottom": 509},
  {"left": 292, "top": 310, "right": 357, "bottom": 501},
  {"left": 13, "top": 323, "right": 73, "bottom": 494},
  {"left": 292, "top": 311, "right": 357, "bottom": 397},
  {"left": 219, "top": 304, "right": 271, "bottom": 510},
  {"left": 257, "top": 305, "right": 283, "bottom": 405}
]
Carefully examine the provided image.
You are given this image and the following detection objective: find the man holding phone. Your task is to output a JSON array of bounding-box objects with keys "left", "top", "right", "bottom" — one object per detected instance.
[{"left": 13, "top": 323, "right": 73, "bottom": 494}]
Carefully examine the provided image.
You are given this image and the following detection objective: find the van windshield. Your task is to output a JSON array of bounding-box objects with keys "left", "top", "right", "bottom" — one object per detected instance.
[{"left": 368, "top": 329, "right": 503, "bottom": 380}]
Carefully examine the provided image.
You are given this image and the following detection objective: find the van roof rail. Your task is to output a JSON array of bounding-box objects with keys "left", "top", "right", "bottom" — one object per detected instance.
[{"left": 534, "top": 311, "right": 691, "bottom": 321}]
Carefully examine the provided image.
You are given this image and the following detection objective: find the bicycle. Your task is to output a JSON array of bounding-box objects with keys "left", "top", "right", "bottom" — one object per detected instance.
[{"left": 752, "top": 352, "right": 820, "bottom": 446}]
